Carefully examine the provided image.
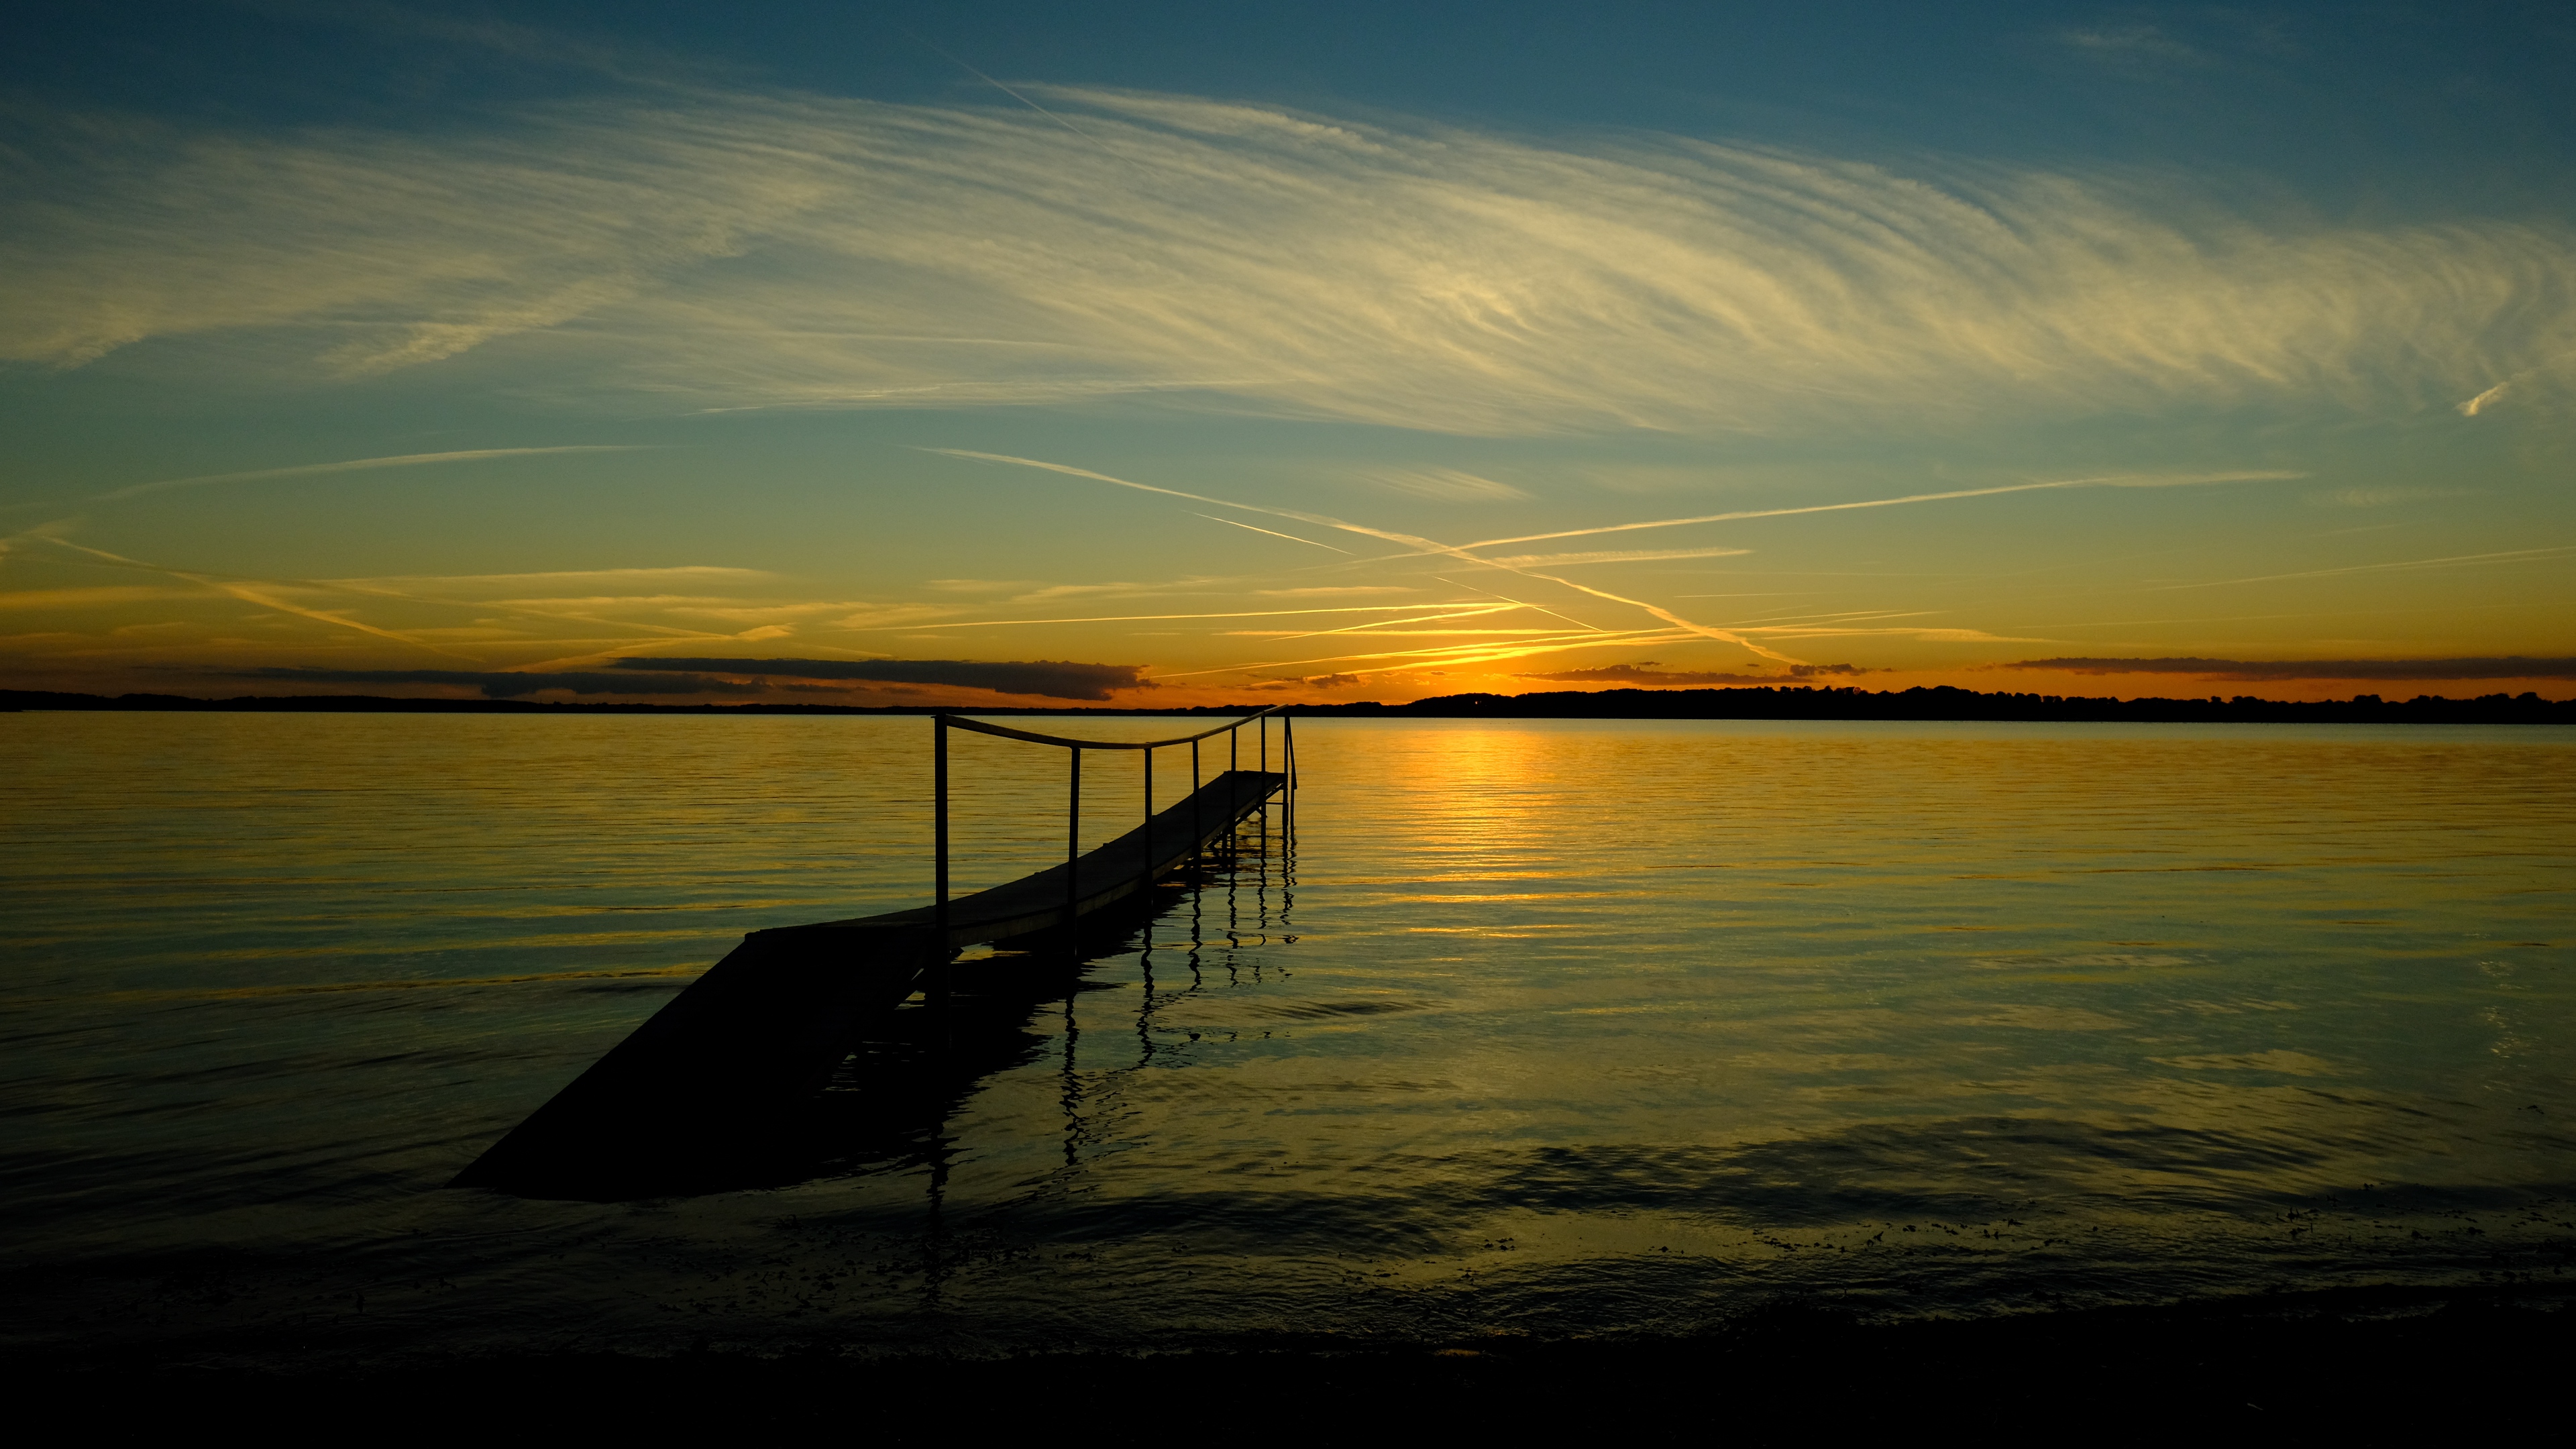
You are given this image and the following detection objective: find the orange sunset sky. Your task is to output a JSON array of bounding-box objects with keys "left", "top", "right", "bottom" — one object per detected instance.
[{"left": 5, "top": 4, "right": 2571, "bottom": 708}]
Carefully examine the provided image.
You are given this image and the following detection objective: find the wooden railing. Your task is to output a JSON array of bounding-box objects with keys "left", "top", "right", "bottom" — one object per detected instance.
[{"left": 933, "top": 707, "right": 1296, "bottom": 943}]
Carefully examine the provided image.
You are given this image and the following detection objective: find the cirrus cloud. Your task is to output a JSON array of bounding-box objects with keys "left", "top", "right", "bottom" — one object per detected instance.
[{"left": 6, "top": 89, "right": 2571, "bottom": 435}]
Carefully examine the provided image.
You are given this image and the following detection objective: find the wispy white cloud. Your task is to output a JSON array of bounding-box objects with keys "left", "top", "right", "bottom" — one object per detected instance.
[
  {"left": 0, "top": 585, "right": 201, "bottom": 610},
  {"left": 1225, "top": 628, "right": 1564, "bottom": 638},
  {"left": 323, "top": 565, "right": 771, "bottom": 590},
  {"left": 2, "top": 543, "right": 829, "bottom": 668},
  {"left": 9, "top": 91, "right": 2571, "bottom": 434},
  {"left": 1252, "top": 586, "right": 1418, "bottom": 597},
  {"left": 2304, "top": 486, "right": 2475, "bottom": 508},
  {"left": 87, "top": 447, "right": 651, "bottom": 502},
  {"left": 1354, "top": 468, "right": 1532, "bottom": 502},
  {"left": 2458, "top": 380, "right": 2512, "bottom": 416},
  {"left": 892, "top": 602, "right": 1471, "bottom": 631},
  {"left": 1731, "top": 625, "right": 2044, "bottom": 643},
  {"left": 2059, "top": 25, "right": 2204, "bottom": 64},
  {"left": 923, "top": 578, "right": 1041, "bottom": 594}
]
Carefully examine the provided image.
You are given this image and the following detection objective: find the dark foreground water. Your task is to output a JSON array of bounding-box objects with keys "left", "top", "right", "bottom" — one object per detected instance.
[{"left": 4, "top": 713, "right": 2572, "bottom": 1365}]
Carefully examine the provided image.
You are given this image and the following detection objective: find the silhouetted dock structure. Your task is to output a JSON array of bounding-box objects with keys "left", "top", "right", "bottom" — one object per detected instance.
[{"left": 452, "top": 708, "right": 1295, "bottom": 1198}]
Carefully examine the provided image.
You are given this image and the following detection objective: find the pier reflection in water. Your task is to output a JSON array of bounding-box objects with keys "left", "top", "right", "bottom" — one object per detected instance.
[{"left": 443, "top": 707, "right": 1292, "bottom": 1201}]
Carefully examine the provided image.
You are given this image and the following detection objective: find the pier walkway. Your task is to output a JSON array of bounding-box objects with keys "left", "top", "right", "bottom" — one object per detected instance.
[{"left": 452, "top": 708, "right": 1295, "bottom": 1197}]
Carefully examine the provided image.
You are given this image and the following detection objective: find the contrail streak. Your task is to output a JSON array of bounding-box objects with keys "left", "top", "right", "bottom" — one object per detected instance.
[
  {"left": 890, "top": 27, "right": 1144, "bottom": 179},
  {"left": 87, "top": 447, "right": 652, "bottom": 502},
  {"left": 1456, "top": 471, "right": 2309, "bottom": 551},
  {"left": 2153, "top": 545, "right": 2576, "bottom": 590},
  {"left": 1260, "top": 603, "right": 1525, "bottom": 642},
  {"left": 926, "top": 448, "right": 1454, "bottom": 553},
  {"left": 1516, "top": 569, "right": 1805, "bottom": 663},
  {"left": 40, "top": 538, "right": 479, "bottom": 659},
  {"left": 1431, "top": 576, "right": 1603, "bottom": 632},
  {"left": 319, "top": 577, "right": 733, "bottom": 641},
  {"left": 1719, "top": 608, "right": 1940, "bottom": 627},
  {"left": 38, "top": 536, "right": 741, "bottom": 651},
  {"left": 1191, "top": 513, "right": 1354, "bottom": 553},
  {"left": 930, "top": 449, "right": 1801, "bottom": 663}
]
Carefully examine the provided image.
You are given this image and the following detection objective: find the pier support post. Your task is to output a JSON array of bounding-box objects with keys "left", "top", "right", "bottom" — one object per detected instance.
[
  {"left": 1066, "top": 746, "right": 1081, "bottom": 932},
  {"left": 934, "top": 715, "right": 951, "bottom": 1007},
  {"left": 1284, "top": 712, "right": 1295, "bottom": 834}
]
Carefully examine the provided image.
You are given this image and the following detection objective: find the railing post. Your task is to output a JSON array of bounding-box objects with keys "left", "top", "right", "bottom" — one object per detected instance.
[
  {"left": 1284, "top": 712, "right": 1295, "bottom": 832},
  {"left": 934, "top": 715, "right": 950, "bottom": 982},
  {"left": 931, "top": 710, "right": 1295, "bottom": 952}
]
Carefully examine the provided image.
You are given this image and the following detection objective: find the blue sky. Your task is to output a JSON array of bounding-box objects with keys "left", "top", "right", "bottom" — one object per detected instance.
[{"left": 4, "top": 1, "right": 2571, "bottom": 704}]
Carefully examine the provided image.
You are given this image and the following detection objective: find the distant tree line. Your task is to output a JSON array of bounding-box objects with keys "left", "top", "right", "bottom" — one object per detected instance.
[
  {"left": 1291, "top": 686, "right": 2576, "bottom": 724},
  {"left": 6, "top": 684, "right": 2571, "bottom": 724}
]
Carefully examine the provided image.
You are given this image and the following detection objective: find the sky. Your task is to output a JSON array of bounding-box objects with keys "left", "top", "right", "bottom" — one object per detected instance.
[{"left": 4, "top": 1, "right": 2572, "bottom": 707}]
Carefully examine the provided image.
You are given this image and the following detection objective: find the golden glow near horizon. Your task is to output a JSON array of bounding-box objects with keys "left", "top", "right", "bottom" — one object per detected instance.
[{"left": 3, "top": 48, "right": 2571, "bottom": 706}]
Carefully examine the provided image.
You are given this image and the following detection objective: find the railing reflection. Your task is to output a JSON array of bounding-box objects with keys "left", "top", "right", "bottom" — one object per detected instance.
[{"left": 1057, "top": 802, "right": 1296, "bottom": 1181}]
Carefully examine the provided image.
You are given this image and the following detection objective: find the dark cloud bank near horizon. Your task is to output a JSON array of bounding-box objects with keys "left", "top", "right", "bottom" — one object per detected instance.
[
  {"left": 248, "top": 668, "right": 763, "bottom": 698},
  {"left": 621, "top": 657, "right": 1151, "bottom": 701},
  {"left": 249, "top": 657, "right": 1152, "bottom": 702}
]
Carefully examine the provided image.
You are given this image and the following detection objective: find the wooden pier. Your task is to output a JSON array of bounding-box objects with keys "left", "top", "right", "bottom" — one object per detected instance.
[{"left": 451, "top": 708, "right": 1294, "bottom": 1198}]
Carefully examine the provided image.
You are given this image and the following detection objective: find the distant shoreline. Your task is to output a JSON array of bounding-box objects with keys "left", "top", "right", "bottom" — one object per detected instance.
[{"left": 7, "top": 684, "right": 2572, "bottom": 724}]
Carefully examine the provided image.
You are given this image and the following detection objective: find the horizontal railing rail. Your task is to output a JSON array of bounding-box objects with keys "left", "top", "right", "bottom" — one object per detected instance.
[
  {"left": 936, "top": 704, "right": 1286, "bottom": 751},
  {"left": 934, "top": 706, "right": 1295, "bottom": 962}
]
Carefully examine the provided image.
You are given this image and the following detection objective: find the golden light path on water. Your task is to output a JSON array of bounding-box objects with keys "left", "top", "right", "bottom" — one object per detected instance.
[{"left": 3, "top": 712, "right": 2571, "bottom": 1362}]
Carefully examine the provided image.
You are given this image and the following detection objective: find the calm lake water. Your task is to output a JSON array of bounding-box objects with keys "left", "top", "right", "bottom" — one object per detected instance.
[{"left": 5, "top": 712, "right": 2573, "bottom": 1364}]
